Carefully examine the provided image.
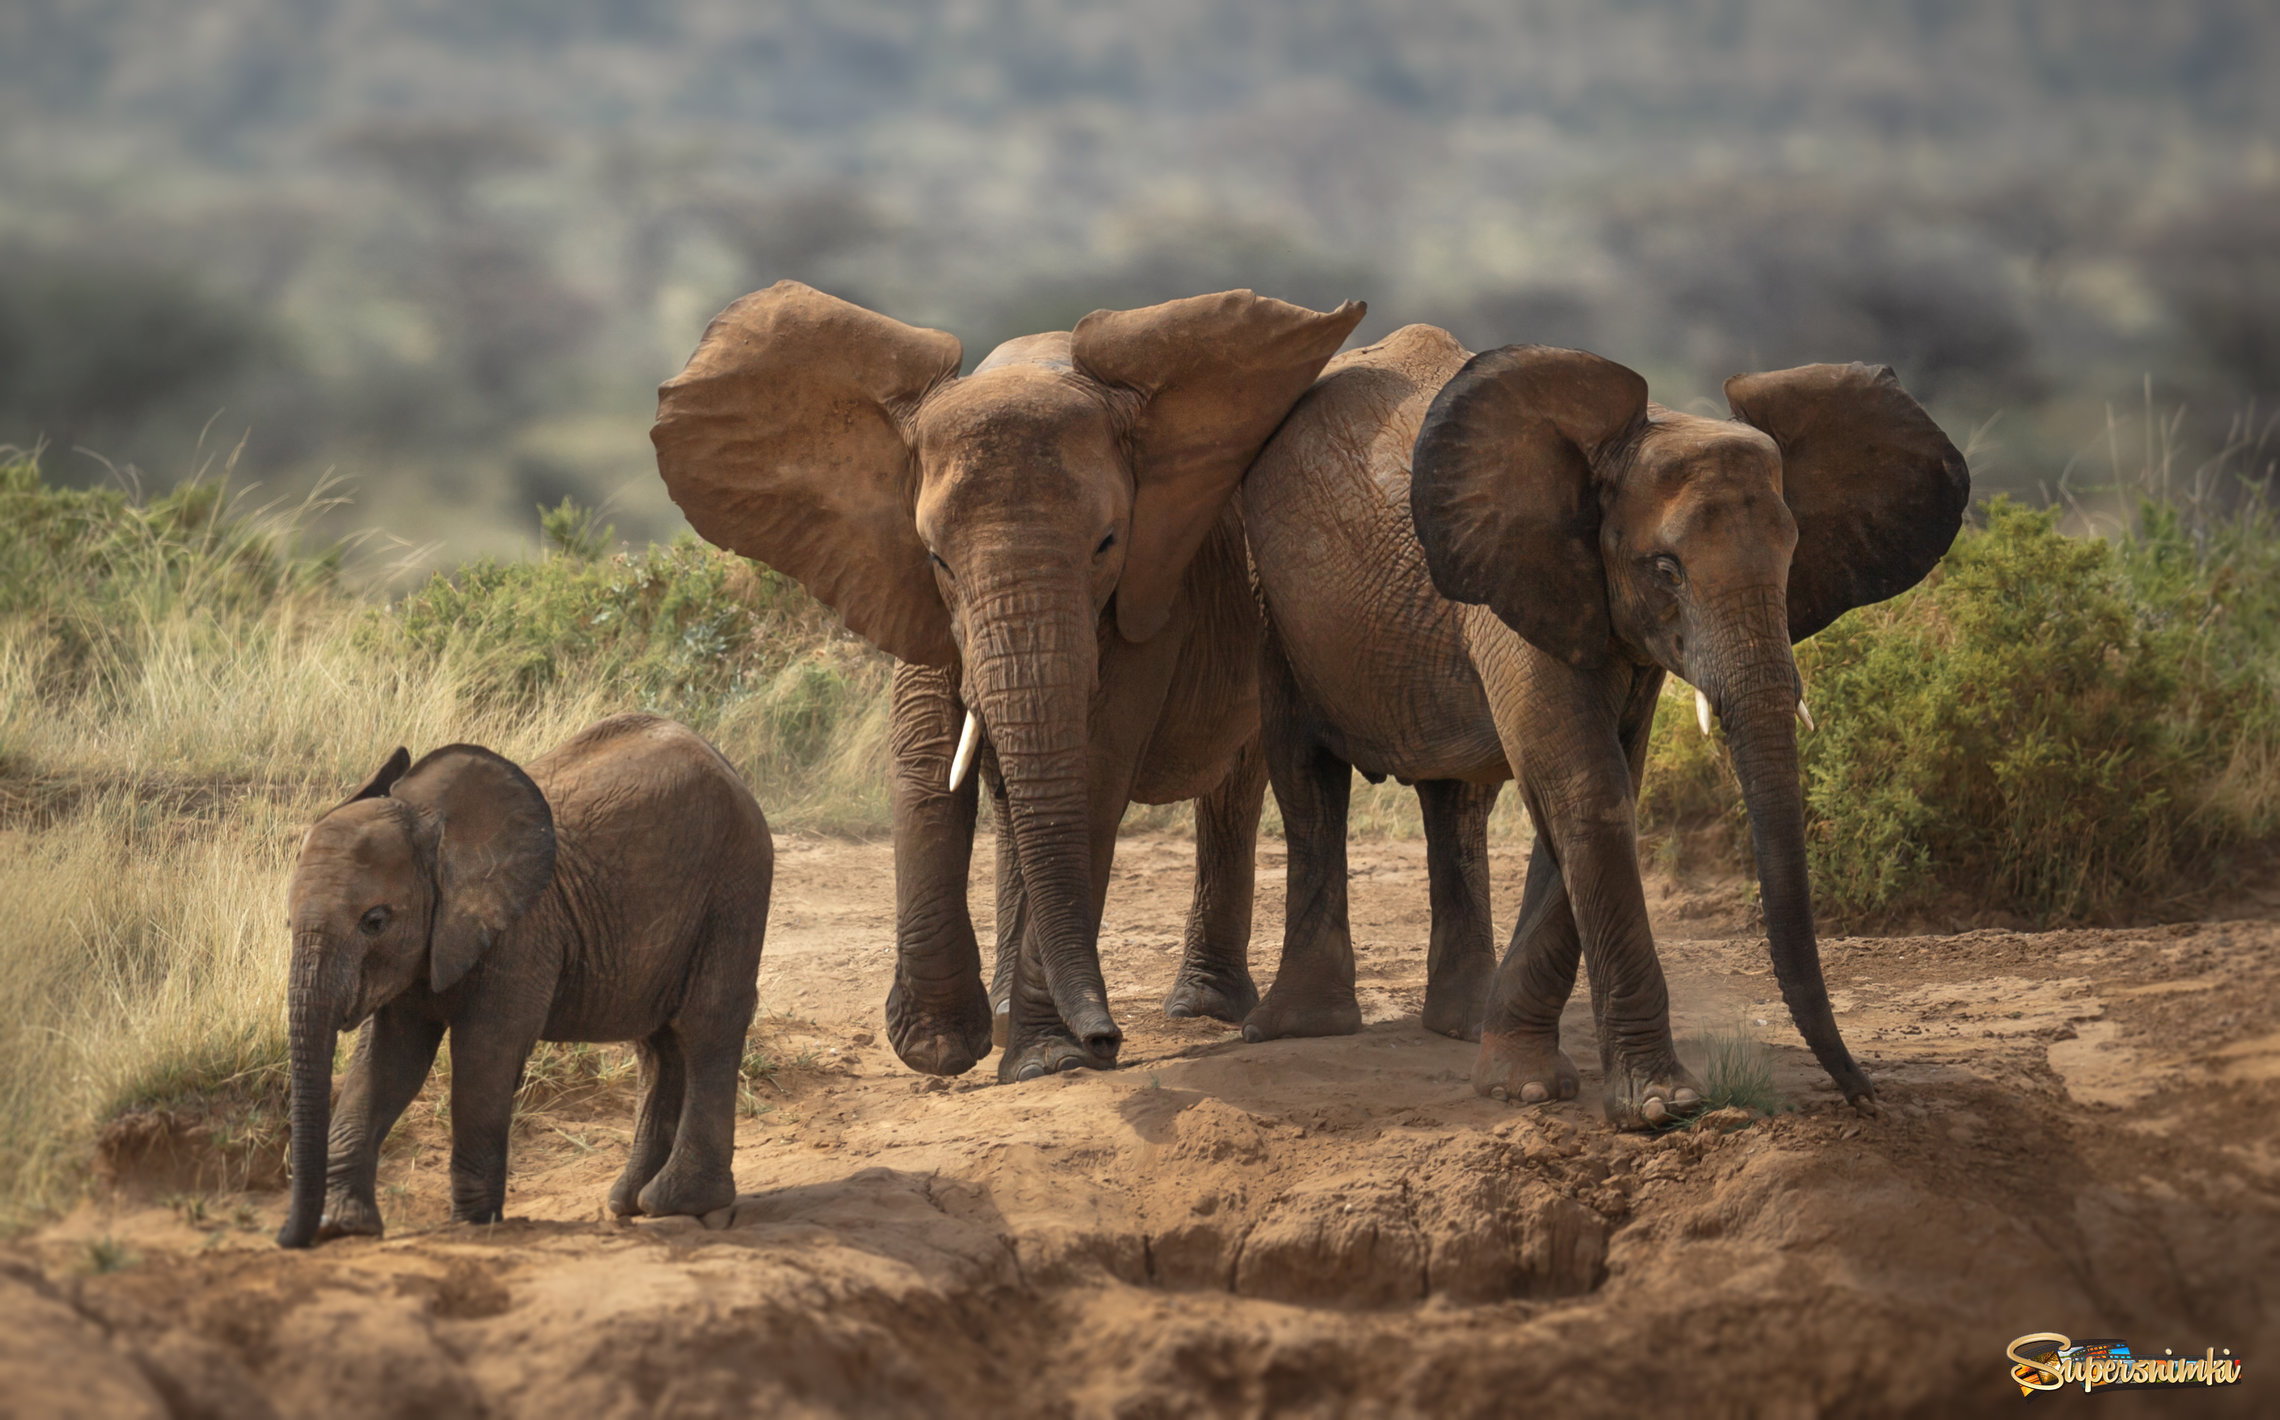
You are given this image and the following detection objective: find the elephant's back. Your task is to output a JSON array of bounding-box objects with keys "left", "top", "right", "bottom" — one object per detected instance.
[
  {"left": 1242, "top": 326, "right": 1505, "bottom": 780},
  {"left": 531, "top": 714, "right": 773, "bottom": 877}
]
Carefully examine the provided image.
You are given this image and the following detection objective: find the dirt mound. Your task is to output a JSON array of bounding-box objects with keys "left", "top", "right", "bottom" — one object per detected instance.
[
  {"left": 94, "top": 1105, "right": 288, "bottom": 1201},
  {"left": 8, "top": 835, "right": 2276, "bottom": 1416}
]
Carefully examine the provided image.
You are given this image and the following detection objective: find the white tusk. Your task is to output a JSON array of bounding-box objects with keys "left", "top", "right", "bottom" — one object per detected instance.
[
  {"left": 1695, "top": 688, "right": 1713, "bottom": 737},
  {"left": 947, "top": 710, "right": 980, "bottom": 793},
  {"left": 1796, "top": 698, "right": 1815, "bottom": 732}
]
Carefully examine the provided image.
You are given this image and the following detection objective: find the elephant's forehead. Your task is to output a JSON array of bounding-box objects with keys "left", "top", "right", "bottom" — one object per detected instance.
[
  {"left": 971, "top": 331, "right": 1074, "bottom": 374},
  {"left": 298, "top": 801, "right": 417, "bottom": 874},
  {"left": 920, "top": 364, "right": 1111, "bottom": 438},
  {"left": 1636, "top": 409, "right": 1781, "bottom": 488},
  {"left": 914, "top": 368, "right": 1123, "bottom": 485}
]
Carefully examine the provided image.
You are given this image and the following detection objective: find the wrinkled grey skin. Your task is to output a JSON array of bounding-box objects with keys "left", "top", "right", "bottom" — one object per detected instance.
[
  {"left": 1242, "top": 327, "right": 1966, "bottom": 1127},
  {"left": 651, "top": 283, "right": 1360, "bottom": 1084},
  {"left": 277, "top": 714, "right": 773, "bottom": 1247}
]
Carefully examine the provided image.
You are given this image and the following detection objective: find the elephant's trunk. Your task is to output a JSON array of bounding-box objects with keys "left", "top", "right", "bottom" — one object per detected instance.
[
  {"left": 965, "top": 577, "right": 1120, "bottom": 1058},
  {"left": 1705, "top": 601, "right": 1876, "bottom": 1111},
  {"left": 276, "top": 937, "right": 337, "bottom": 1248}
]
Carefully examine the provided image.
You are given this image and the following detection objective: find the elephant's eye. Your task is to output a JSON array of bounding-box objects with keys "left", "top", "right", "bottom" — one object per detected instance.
[
  {"left": 928, "top": 550, "right": 953, "bottom": 579},
  {"left": 360, "top": 906, "right": 391, "bottom": 935},
  {"left": 1095, "top": 530, "right": 1116, "bottom": 557},
  {"left": 1650, "top": 554, "right": 1685, "bottom": 588}
]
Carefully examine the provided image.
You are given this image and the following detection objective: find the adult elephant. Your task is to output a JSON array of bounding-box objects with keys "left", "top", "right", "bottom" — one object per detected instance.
[
  {"left": 654, "top": 283, "right": 1364, "bottom": 1082},
  {"left": 1240, "top": 325, "right": 1966, "bottom": 1126}
]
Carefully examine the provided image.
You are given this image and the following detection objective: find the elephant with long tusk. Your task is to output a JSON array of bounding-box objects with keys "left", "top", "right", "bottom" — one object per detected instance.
[
  {"left": 1240, "top": 327, "right": 1965, "bottom": 1126},
  {"left": 654, "top": 283, "right": 1364, "bottom": 1082}
]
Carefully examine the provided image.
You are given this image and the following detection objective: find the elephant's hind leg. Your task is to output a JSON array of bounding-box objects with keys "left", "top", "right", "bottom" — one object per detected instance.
[
  {"left": 635, "top": 911, "right": 756, "bottom": 1218},
  {"left": 1244, "top": 632, "right": 1363, "bottom": 1042},
  {"left": 635, "top": 1021, "right": 739, "bottom": 1219},
  {"left": 1418, "top": 778, "right": 1498, "bottom": 1041},
  {"left": 321, "top": 1005, "right": 444, "bottom": 1240},
  {"left": 1164, "top": 736, "right": 1265, "bottom": 1023},
  {"left": 609, "top": 1030, "right": 684, "bottom": 1216},
  {"left": 1474, "top": 842, "right": 1585, "bottom": 1105}
]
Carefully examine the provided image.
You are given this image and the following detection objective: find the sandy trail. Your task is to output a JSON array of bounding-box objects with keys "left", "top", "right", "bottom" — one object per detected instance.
[{"left": 4, "top": 833, "right": 2274, "bottom": 1417}]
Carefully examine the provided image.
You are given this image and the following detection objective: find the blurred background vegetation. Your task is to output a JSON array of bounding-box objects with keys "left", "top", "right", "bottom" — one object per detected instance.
[{"left": 2, "top": 0, "right": 2277, "bottom": 563}]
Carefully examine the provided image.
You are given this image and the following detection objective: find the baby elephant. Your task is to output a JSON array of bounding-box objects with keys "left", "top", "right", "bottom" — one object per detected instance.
[{"left": 276, "top": 713, "right": 772, "bottom": 1248}]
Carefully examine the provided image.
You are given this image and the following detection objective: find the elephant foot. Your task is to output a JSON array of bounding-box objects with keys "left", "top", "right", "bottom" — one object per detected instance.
[
  {"left": 1163, "top": 963, "right": 1259, "bottom": 1023},
  {"left": 316, "top": 1193, "right": 385, "bottom": 1241},
  {"left": 636, "top": 1155, "right": 736, "bottom": 1219},
  {"left": 1241, "top": 981, "right": 1362, "bottom": 1042},
  {"left": 885, "top": 973, "right": 994, "bottom": 1076},
  {"left": 998, "top": 1030, "right": 1115, "bottom": 1083},
  {"left": 607, "top": 1163, "right": 662, "bottom": 1217},
  {"left": 1420, "top": 968, "right": 1491, "bottom": 1042},
  {"left": 1602, "top": 1050, "right": 1707, "bottom": 1131},
  {"left": 1473, "top": 1030, "right": 1580, "bottom": 1105}
]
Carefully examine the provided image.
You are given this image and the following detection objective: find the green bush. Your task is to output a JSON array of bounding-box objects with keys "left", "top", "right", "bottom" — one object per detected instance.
[
  {"left": 1640, "top": 496, "right": 2280, "bottom": 924},
  {"left": 0, "top": 457, "right": 342, "bottom": 687},
  {"left": 364, "top": 509, "right": 894, "bottom": 826}
]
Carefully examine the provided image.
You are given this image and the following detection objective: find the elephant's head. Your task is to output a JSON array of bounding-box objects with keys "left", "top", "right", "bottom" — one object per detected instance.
[
  {"left": 653, "top": 283, "right": 1363, "bottom": 1063},
  {"left": 1410, "top": 349, "right": 1968, "bottom": 1107},
  {"left": 276, "top": 745, "right": 555, "bottom": 1248}
]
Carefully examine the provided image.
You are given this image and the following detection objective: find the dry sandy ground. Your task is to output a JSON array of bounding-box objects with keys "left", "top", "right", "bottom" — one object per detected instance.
[{"left": 4, "top": 831, "right": 2276, "bottom": 1418}]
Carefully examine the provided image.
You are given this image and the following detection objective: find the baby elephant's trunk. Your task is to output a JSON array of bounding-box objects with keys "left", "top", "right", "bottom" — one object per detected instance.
[{"left": 276, "top": 942, "right": 336, "bottom": 1248}]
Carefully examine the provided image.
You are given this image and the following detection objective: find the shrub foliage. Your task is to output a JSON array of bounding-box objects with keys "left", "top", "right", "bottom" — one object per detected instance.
[{"left": 1640, "top": 496, "right": 2280, "bottom": 925}]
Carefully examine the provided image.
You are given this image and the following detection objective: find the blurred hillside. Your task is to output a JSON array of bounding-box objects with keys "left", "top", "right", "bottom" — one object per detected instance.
[{"left": 2, "top": 0, "right": 2275, "bottom": 565}]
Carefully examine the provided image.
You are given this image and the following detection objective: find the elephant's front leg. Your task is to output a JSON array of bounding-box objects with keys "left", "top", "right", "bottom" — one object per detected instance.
[
  {"left": 321, "top": 1004, "right": 445, "bottom": 1239},
  {"left": 884, "top": 662, "right": 993, "bottom": 1076},
  {"left": 445, "top": 1022, "right": 541, "bottom": 1225},
  {"left": 1474, "top": 841, "right": 1586, "bottom": 1104},
  {"left": 1492, "top": 662, "right": 1700, "bottom": 1128},
  {"left": 1163, "top": 735, "right": 1265, "bottom": 1023}
]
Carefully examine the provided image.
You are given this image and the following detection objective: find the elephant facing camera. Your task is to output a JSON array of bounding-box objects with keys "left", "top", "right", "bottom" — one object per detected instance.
[{"left": 274, "top": 713, "right": 774, "bottom": 1249}]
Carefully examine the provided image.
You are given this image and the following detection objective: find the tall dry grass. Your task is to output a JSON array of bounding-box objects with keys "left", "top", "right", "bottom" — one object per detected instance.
[{"left": 0, "top": 457, "right": 891, "bottom": 1224}]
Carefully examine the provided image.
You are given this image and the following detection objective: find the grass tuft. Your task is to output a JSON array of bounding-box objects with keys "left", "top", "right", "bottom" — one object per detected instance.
[{"left": 1695, "top": 1015, "right": 1783, "bottom": 1117}]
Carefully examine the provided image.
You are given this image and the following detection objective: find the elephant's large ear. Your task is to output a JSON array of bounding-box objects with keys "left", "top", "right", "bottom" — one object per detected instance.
[
  {"left": 335, "top": 746, "right": 410, "bottom": 811},
  {"left": 1410, "top": 345, "right": 1648, "bottom": 669},
  {"left": 1073, "top": 291, "right": 1366, "bottom": 642},
  {"left": 392, "top": 746, "right": 556, "bottom": 995},
  {"left": 653, "top": 281, "right": 965, "bottom": 666},
  {"left": 1724, "top": 363, "right": 1970, "bottom": 642}
]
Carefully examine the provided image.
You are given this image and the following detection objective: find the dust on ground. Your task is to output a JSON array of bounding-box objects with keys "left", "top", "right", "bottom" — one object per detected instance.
[{"left": 4, "top": 832, "right": 2274, "bottom": 1418}]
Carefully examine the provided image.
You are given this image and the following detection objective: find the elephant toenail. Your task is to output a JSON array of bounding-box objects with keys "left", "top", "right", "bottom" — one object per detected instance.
[
  {"left": 1521, "top": 1082, "right": 1549, "bottom": 1104},
  {"left": 1016, "top": 1062, "right": 1046, "bottom": 1082},
  {"left": 1674, "top": 1088, "right": 1701, "bottom": 1107},
  {"left": 1242, "top": 1023, "right": 1264, "bottom": 1044},
  {"left": 1489, "top": 1084, "right": 1508, "bottom": 1101},
  {"left": 1643, "top": 1097, "right": 1671, "bottom": 1125}
]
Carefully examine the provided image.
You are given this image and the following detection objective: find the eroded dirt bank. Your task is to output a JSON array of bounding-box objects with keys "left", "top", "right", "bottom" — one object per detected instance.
[{"left": 5, "top": 833, "right": 2275, "bottom": 1418}]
